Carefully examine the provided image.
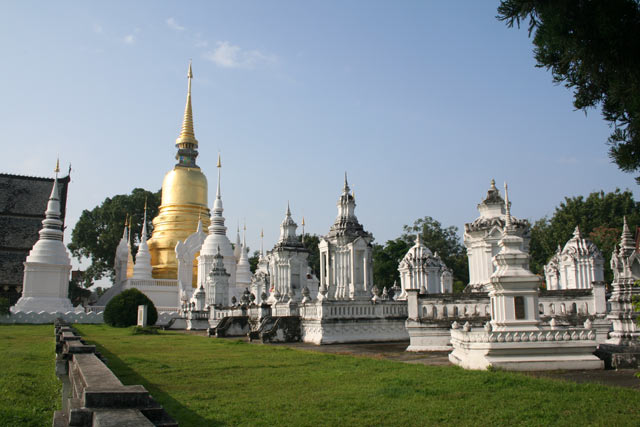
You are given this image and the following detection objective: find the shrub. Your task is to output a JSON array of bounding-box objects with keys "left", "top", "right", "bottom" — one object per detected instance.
[
  {"left": 103, "top": 288, "right": 158, "bottom": 327},
  {"left": 131, "top": 326, "right": 159, "bottom": 335},
  {"left": 0, "top": 297, "right": 10, "bottom": 316}
]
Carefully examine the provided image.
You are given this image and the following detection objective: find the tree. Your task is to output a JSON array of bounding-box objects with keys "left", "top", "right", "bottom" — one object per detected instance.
[
  {"left": 498, "top": 0, "right": 640, "bottom": 182},
  {"left": 300, "top": 234, "right": 320, "bottom": 277},
  {"left": 68, "top": 188, "right": 161, "bottom": 287},
  {"left": 372, "top": 217, "right": 468, "bottom": 293},
  {"left": 528, "top": 189, "right": 640, "bottom": 283},
  {"left": 104, "top": 288, "right": 158, "bottom": 327},
  {"left": 248, "top": 250, "right": 260, "bottom": 273}
]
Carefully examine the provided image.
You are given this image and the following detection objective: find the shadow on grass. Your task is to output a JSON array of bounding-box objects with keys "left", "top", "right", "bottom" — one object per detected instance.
[{"left": 89, "top": 341, "right": 220, "bottom": 427}]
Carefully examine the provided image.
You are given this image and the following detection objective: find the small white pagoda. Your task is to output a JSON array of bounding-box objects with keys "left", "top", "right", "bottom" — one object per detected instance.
[
  {"left": 198, "top": 155, "right": 237, "bottom": 304},
  {"left": 464, "top": 179, "right": 529, "bottom": 292},
  {"left": 13, "top": 161, "right": 76, "bottom": 314},
  {"left": 318, "top": 174, "right": 373, "bottom": 300},
  {"left": 449, "top": 183, "right": 603, "bottom": 371},
  {"left": 267, "top": 203, "right": 311, "bottom": 303},
  {"left": 235, "top": 223, "right": 252, "bottom": 291},
  {"left": 544, "top": 226, "right": 604, "bottom": 290},
  {"left": 398, "top": 235, "right": 453, "bottom": 298},
  {"left": 206, "top": 246, "right": 231, "bottom": 307}
]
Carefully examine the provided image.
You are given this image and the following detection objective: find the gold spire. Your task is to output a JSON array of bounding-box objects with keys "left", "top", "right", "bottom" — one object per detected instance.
[
  {"left": 54, "top": 157, "right": 60, "bottom": 174},
  {"left": 175, "top": 61, "right": 198, "bottom": 149}
]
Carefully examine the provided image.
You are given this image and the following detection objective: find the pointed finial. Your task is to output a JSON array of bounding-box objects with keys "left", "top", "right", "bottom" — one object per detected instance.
[
  {"left": 286, "top": 201, "right": 291, "bottom": 216},
  {"left": 196, "top": 217, "right": 203, "bottom": 233},
  {"left": 175, "top": 61, "right": 198, "bottom": 157},
  {"left": 490, "top": 178, "right": 496, "bottom": 189},
  {"left": 343, "top": 171, "right": 350, "bottom": 193},
  {"left": 216, "top": 153, "right": 222, "bottom": 199},
  {"left": 573, "top": 225, "right": 582, "bottom": 238},
  {"left": 242, "top": 220, "right": 247, "bottom": 248},
  {"left": 504, "top": 181, "right": 512, "bottom": 229},
  {"left": 301, "top": 216, "right": 305, "bottom": 227},
  {"left": 260, "top": 228, "right": 264, "bottom": 255},
  {"left": 54, "top": 157, "right": 60, "bottom": 175}
]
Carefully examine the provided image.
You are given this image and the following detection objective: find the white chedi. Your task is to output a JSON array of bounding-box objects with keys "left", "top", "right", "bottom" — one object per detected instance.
[
  {"left": 544, "top": 226, "right": 604, "bottom": 290},
  {"left": 235, "top": 224, "right": 252, "bottom": 290},
  {"left": 132, "top": 202, "right": 153, "bottom": 279},
  {"left": 398, "top": 234, "right": 453, "bottom": 298},
  {"left": 198, "top": 155, "right": 236, "bottom": 304},
  {"left": 13, "top": 165, "right": 76, "bottom": 313}
]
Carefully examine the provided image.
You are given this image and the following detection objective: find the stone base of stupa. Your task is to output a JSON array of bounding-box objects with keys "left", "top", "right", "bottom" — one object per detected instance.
[
  {"left": 12, "top": 296, "right": 76, "bottom": 314},
  {"left": 449, "top": 328, "right": 603, "bottom": 371}
]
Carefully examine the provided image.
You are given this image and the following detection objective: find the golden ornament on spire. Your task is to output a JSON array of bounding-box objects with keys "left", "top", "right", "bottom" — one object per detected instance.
[
  {"left": 217, "top": 152, "right": 222, "bottom": 168},
  {"left": 175, "top": 61, "right": 198, "bottom": 149},
  {"left": 54, "top": 157, "right": 60, "bottom": 174}
]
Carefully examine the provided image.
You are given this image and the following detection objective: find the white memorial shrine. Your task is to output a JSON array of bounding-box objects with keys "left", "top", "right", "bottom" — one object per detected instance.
[
  {"left": 597, "top": 217, "right": 640, "bottom": 368},
  {"left": 398, "top": 234, "right": 453, "bottom": 298},
  {"left": 544, "top": 226, "right": 604, "bottom": 290},
  {"left": 464, "top": 179, "right": 529, "bottom": 292},
  {"left": 267, "top": 203, "right": 312, "bottom": 303},
  {"left": 318, "top": 174, "right": 373, "bottom": 300},
  {"left": 13, "top": 162, "right": 76, "bottom": 314},
  {"left": 449, "top": 184, "right": 603, "bottom": 371}
]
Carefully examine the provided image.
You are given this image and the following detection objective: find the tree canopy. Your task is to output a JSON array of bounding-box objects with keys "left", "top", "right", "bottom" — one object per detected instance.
[
  {"left": 68, "top": 188, "right": 160, "bottom": 286},
  {"left": 498, "top": 0, "right": 640, "bottom": 181},
  {"left": 528, "top": 189, "right": 640, "bottom": 283}
]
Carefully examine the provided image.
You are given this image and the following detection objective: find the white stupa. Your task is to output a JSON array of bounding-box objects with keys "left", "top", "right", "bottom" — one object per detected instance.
[
  {"left": 132, "top": 200, "right": 153, "bottom": 279},
  {"left": 235, "top": 223, "right": 252, "bottom": 290},
  {"left": 197, "top": 154, "right": 236, "bottom": 303},
  {"left": 13, "top": 160, "right": 75, "bottom": 313}
]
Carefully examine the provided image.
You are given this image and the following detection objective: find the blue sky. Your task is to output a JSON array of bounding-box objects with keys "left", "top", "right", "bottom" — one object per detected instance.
[{"left": 1, "top": 1, "right": 637, "bottom": 273}]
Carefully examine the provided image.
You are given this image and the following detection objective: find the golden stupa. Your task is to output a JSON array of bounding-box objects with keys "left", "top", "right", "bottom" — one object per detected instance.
[{"left": 147, "top": 62, "right": 211, "bottom": 279}]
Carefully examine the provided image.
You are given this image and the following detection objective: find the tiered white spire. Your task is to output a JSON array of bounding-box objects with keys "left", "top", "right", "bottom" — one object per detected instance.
[
  {"left": 133, "top": 199, "right": 153, "bottom": 279},
  {"left": 13, "top": 159, "right": 74, "bottom": 313},
  {"left": 236, "top": 222, "right": 252, "bottom": 288},
  {"left": 279, "top": 202, "right": 298, "bottom": 243}
]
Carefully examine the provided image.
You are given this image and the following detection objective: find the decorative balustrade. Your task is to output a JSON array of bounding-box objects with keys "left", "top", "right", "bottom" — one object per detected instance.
[
  {"left": 451, "top": 327, "right": 596, "bottom": 344},
  {"left": 127, "top": 278, "right": 178, "bottom": 288},
  {"left": 418, "top": 301, "right": 490, "bottom": 320},
  {"left": 299, "top": 300, "right": 407, "bottom": 320}
]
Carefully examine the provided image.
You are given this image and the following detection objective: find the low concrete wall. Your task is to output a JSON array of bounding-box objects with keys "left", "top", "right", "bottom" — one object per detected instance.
[
  {"left": 1, "top": 310, "right": 104, "bottom": 324},
  {"left": 53, "top": 320, "right": 178, "bottom": 426}
]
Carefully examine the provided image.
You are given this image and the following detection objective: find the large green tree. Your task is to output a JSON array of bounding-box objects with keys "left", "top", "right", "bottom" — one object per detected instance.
[
  {"left": 373, "top": 217, "right": 468, "bottom": 293},
  {"left": 68, "top": 188, "right": 161, "bottom": 286},
  {"left": 498, "top": 0, "right": 640, "bottom": 181},
  {"left": 528, "top": 189, "right": 640, "bottom": 283}
]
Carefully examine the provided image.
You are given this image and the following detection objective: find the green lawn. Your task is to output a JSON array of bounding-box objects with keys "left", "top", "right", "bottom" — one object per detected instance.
[
  {"left": 0, "top": 325, "right": 60, "bottom": 427},
  {"left": 73, "top": 324, "right": 640, "bottom": 426}
]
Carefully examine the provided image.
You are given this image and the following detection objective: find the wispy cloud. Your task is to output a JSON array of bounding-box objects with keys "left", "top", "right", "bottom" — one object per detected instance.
[
  {"left": 123, "top": 34, "right": 135, "bottom": 45},
  {"left": 203, "top": 41, "right": 276, "bottom": 69},
  {"left": 166, "top": 17, "right": 185, "bottom": 31}
]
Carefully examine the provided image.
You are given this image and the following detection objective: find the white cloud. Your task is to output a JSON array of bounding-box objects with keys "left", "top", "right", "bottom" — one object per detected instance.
[
  {"left": 123, "top": 35, "right": 135, "bottom": 44},
  {"left": 203, "top": 41, "right": 276, "bottom": 69},
  {"left": 166, "top": 17, "right": 185, "bottom": 31}
]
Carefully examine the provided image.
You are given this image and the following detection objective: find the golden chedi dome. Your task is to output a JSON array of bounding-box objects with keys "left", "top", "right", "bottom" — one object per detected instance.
[{"left": 147, "top": 62, "right": 211, "bottom": 280}]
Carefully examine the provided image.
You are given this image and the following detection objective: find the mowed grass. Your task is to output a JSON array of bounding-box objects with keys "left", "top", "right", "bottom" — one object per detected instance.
[
  {"left": 0, "top": 325, "right": 60, "bottom": 427},
  {"left": 74, "top": 325, "right": 639, "bottom": 426}
]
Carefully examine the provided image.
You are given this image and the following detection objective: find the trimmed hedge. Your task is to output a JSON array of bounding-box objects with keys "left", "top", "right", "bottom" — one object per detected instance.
[{"left": 104, "top": 288, "right": 158, "bottom": 327}]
